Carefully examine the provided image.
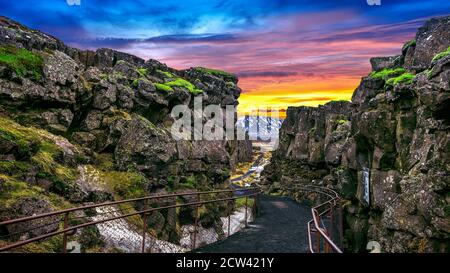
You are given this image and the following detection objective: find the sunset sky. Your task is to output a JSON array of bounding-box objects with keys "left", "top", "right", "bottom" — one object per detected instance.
[{"left": 2, "top": 0, "right": 449, "bottom": 116}]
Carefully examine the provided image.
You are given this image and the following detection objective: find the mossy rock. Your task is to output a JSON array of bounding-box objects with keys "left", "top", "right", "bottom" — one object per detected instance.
[
  {"left": 165, "top": 78, "right": 203, "bottom": 94},
  {"left": 385, "top": 72, "right": 414, "bottom": 87},
  {"left": 0, "top": 45, "right": 44, "bottom": 80},
  {"left": 154, "top": 83, "right": 174, "bottom": 92},
  {"left": 194, "top": 67, "right": 235, "bottom": 80},
  {"left": 369, "top": 68, "right": 406, "bottom": 80},
  {"left": 136, "top": 68, "right": 148, "bottom": 77},
  {"left": 78, "top": 226, "right": 105, "bottom": 252},
  {"left": 431, "top": 46, "right": 450, "bottom": 63},
  {"left": 156, "top": 69, "right": 174, "bottom": 78},
  {"left": 402, "top": 39, "right": 416, "bottom": 52}
]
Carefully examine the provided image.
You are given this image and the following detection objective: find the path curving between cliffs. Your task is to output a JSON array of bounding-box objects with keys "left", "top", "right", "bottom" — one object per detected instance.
[{"left": 195, "top": 195, "right": 310, "bottom": 253}]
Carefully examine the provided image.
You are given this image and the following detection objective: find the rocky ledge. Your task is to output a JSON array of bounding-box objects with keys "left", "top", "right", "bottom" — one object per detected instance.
[
  {"left": 0, "top": 16, "right": 252, "bottom": 252},
  {"left": 262, "top": 16, "right": 450, "bottom": 253}
]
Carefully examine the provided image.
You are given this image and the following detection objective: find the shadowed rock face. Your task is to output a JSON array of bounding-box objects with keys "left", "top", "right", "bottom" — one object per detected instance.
[
  {"left": 0, "top": 16, "right": 252, "bottom": 249},
  {"left": 263, "top": 16, "right": 450, "bottom": 253}
]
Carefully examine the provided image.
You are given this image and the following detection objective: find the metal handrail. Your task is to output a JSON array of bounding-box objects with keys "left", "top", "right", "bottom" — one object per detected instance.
[
  {"left": 287, "top": 185, "right": 343, "bottom": 253},
  {"left": 0, "top": 188, "right": 251, "bottom": 226},
  {"left": 0, "top": 187, "right": 261, "bottom": 252}
]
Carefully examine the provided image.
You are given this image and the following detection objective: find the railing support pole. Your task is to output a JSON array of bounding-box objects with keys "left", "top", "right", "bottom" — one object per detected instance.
[
  {"left": 141, "top": 199, "right": 148, "bottom": 253},
  {"left": 316, "top": 229, "right": 321, "bottom": 253},
  {"left": 324, "top": 230, "right": 330, "bottom": 253},
  {"left": 192, "top": 194, "right": 200, "bottom": 250},
  {"left": 62, "top": 212, "right": 69, "bottom": 253},
  {"left": 329, "top": 206, "right": 334, "bottom": 246}
]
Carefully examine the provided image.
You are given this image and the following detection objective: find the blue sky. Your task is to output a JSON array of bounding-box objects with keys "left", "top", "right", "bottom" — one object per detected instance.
[
  {"left": 1, "top": 0, "right": 448, "bottom": 113},
  {"left": 2, "top": 0, "right": 447, "bottom": 42}
]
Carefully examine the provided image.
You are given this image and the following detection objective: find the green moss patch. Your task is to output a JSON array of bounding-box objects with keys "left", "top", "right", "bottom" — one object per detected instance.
[
  {"left": 370, "top": 68, "right": 406, "bottom": 80},
  {"left": 234, "top": 197, "right": 255, "bottom": 208},
  {"left": 0, "top": 45, "right": 43, "bottom": 79},
  {"left": 337, "top": 119, "right": 349, "bottom": 125},
  {"left": 156, "top": 69, "right": 174, "bottom": 78},
  {"left": 102, "top": 171, "right": 148, "bottom": 200},
  {"left": 165, "top": 78, "right": 203, "bottom": 94},
  {"left": 402, "top": 39, "right": 416, "bottom": 51},
  {"left": 136, "top": 68, "right": 148, "bottom": 77},
  {"left": 154, "top": 83, "right": 174, "bottom": 92},
  {"left": 431, "top": 46, "right": 450, "bottom": 63},
  {"left": 385, "top": 72, "right": 415, "bottom": 87},
  {"left": 0, "top": 175, "right": 71, "bottom": 210},
  {"left": 0, "top": 175, "right": 44, "bottom": 208},
  {"left": 0, "top": 117, "right": 40, "bottom": 157},
  {"left": 95, "top": 153, "right": 148, "bottom": 200},
  {"left": 178, "top": 174, "right": 196, "bottom": 190},
  {"left": 0, "top": 116, "right": 78, "bottom": 183}
]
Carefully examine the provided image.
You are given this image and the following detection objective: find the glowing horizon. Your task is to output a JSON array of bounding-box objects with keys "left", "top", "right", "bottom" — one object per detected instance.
[{"left": 3, "top": 1, "right": 448, "bottom": 117}]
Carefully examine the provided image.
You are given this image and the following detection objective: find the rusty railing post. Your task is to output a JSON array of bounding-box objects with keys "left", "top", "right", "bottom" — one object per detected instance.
[
  {"left": 329, "top": 206, "right": 334, "bottom": 245},
  {"left": 324, "top": 230, "right": 330, "bottom": 253},
  {"left": 316, "top": 230, "right": 321, "bottom": 253},
  {"left": 192, "top": 193, "right": 200, "bottom": 250},
  {"left": 141, "top": 199, "right": 148, "bottom": 253},
  {"left": 62, "top": 212, "right": 69, "bottom": 253}
]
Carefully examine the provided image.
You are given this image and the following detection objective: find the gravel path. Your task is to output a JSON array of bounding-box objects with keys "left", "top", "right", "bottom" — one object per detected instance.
[{"left": 196, "top": 195, "right": 311, "bottom": 253}]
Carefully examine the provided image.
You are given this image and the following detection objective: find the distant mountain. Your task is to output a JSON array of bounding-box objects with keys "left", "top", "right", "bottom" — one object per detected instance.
[{"left": 236, "top": 115, "right": 283, "bottom": 140}]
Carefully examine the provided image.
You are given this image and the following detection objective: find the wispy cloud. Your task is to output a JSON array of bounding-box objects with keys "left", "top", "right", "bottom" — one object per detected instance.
[{"left": 2, "top": 1, "right": 448, "bottom": 115}]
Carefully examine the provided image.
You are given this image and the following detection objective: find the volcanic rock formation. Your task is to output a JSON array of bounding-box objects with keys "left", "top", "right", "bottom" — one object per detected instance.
[{"left": 262, "top": 16, "right": 450, "bottom": 253}]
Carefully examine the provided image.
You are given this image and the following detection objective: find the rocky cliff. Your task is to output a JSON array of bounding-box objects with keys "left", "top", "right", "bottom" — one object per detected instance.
[
  {"left": 0, "top": 16, "right": 252, "bottom": 251},
  {"left": 263, "top": 16, "right": 450, "bottom": 253}
]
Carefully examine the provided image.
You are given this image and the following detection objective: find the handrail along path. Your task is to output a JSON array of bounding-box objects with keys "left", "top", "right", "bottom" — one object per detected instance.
[{"left": 0, "top": 187, "right": 261, "bottom": 252}]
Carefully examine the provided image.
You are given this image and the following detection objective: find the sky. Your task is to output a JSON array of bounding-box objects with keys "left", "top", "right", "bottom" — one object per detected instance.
[{"left": 1, "top": 0, "right": 449, "bottom": 117}]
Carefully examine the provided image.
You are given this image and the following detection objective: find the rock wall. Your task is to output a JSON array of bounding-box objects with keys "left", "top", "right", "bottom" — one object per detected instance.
[
  {"left": 0, "top": 16, "right": 251, "bottom": 251},
  {"left": 262, "top": 16, "right": 450, "bottom": 253}
]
